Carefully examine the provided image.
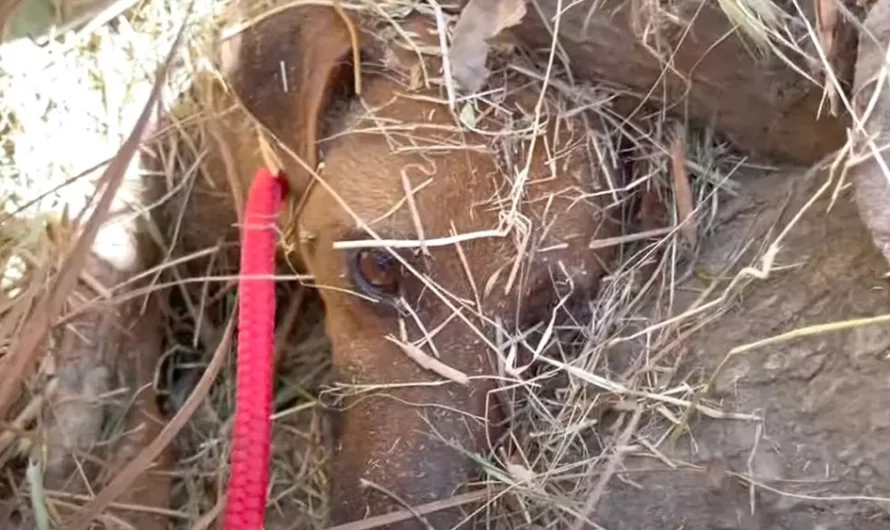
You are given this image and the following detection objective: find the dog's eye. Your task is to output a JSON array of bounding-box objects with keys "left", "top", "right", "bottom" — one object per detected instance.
[{"left": 351, "top": 248, "right": 402, "bottom": 298}]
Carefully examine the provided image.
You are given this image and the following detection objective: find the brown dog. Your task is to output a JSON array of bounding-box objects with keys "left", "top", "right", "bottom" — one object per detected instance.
[{"left": 144, "top": 3, "right": 623, "bottom": 527}]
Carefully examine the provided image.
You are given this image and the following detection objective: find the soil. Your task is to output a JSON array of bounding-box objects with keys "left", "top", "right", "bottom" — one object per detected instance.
[
  {"left": 850, "top": 0, "right": 890, "bottom": 275},
  {"left": 590, "top": 166, "right": 890, "bottom": 529}
]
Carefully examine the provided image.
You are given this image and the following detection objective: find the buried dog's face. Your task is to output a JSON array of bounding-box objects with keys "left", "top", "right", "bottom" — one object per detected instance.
[{"left": 185, "top": 4, "right": 622, "bottom": 527}]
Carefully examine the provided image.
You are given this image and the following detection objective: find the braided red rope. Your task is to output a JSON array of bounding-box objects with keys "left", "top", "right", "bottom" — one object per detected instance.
[{"left": 223, "top": 168, "right": 283, "bottom": 529}]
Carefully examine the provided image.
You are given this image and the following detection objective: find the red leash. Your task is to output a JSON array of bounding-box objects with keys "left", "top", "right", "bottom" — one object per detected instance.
[{"left": 223, "top": 168, "right": 283, "bottom": 529}]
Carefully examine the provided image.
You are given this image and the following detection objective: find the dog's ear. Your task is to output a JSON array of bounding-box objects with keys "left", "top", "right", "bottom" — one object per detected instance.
[{"left": 225, "top": 6, "right": 359, "bottom": 198}]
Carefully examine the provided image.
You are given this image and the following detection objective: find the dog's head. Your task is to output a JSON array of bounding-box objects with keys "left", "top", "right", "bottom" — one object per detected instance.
[{"left": 224, "top": 5, "right": 621, "bottom": 527}]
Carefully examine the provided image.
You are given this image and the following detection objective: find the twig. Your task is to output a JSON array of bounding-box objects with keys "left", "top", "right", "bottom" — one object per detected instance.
[
  {"left": 387, "top": 330, "right": 469, "bottom": 385},
  {"left": 570, "top": 405, "right": 643, "bottom": 530},
  {"left": 401, "top": 170, "right": 429, "bottom": 255},
  {"left": 333, "top": 0, "right": 362, "bottom": 95},
  {"left": 333, "top": 229, "right": 504, "bottom": 250},
  {"left": 589, "top": 227, "right": 676, "bottom": 249}
]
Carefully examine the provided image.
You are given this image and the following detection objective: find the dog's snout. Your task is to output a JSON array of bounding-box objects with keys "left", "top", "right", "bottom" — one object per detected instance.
[
  {"left": 324, "top": 330, "right": 502, "bottom": 526},
  {"left": 327, "top": 381, "right": 493, "bottom": 527}
]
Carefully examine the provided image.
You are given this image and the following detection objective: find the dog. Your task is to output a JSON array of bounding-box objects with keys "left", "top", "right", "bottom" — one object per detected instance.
[{"left": 142, "top": 3, "right": 624, "bottom": 527}]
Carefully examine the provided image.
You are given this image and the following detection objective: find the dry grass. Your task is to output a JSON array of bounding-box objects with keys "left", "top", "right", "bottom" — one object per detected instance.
[{"left": 0, "top": 0, "right": 860, "bottom": 528}]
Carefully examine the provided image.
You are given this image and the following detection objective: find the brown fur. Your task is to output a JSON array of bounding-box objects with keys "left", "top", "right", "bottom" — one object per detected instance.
[{"left": 143, "top": 5, "right": 623, "bottom": 527}]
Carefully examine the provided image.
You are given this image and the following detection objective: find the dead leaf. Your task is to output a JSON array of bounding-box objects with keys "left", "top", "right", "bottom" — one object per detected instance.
[
  {"left": 670, "top": 134, "right": 697, "bottom": 247},
  {"left": 449, "top": 0, "right": 528, "bottom": 94},
  {"left": 458, "top": 103, "right": 477, "bottom": 128}
]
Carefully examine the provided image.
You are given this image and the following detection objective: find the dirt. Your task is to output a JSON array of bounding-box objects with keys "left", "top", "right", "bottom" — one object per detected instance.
[
  {"left": 850, "top": 0, "right": 890, "bottom": 272},
  {"left": 587, "top": 165, "right": 890, "bottom": 529}
]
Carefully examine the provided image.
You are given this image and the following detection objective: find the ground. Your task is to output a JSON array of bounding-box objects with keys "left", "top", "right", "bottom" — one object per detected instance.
[{"left": 588, "top": 165, "right": 890, "bottom": 529}]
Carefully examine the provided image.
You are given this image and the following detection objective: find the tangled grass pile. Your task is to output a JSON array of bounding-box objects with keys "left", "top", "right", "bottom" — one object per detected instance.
[{"left": 0, "top": 0, "right": 840, "bottom": 528}]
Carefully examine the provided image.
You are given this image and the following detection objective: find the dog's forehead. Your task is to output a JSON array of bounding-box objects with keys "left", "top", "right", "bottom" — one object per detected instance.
[
  {"left": 309, "top": 88, "right": 505, "bottom": 237},
  {"left": 316, "top": 147, "right": 499, "bottom": 233},
  {"left": 308, "top": 132, "right": 603, "bottom": 295},
  {"left": 299, "top": 70, "right": 611, "bottom": 301}
]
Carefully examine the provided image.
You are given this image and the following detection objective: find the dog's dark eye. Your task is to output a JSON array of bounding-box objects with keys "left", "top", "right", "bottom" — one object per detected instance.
[{"left": 351, "top": 248, "right": 402, "bottom": 298}]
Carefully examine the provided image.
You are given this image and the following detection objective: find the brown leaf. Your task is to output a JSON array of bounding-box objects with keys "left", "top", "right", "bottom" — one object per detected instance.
[
  {"left": 670, "top": 134, "right": 697, "bottom": 247},
  {"left": 449, "top": 0, "right": 528, "bottom": 93}
]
